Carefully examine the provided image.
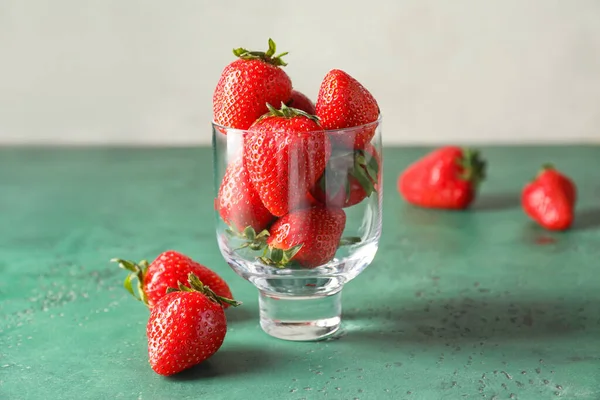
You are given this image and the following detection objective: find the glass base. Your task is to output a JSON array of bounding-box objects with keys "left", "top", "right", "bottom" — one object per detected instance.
[{"left": 259, "top": 290, "right": 342, "bottom": 341}]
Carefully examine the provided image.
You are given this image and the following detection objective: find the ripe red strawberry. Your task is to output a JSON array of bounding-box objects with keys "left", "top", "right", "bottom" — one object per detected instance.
[
  {"left": 263, "top": 206, "right": 346, "bottom": 268},
  {"left": 147, "top": 273, "right": 240, "bottom": 376},
  {"left": 398, "top": 146, "right": 486, "bottom": 209},
  {"left": 522, "top": 164, "right": 576, "bottom": 231},
  {"left": 244, "top": 103, "right": 331, "bottom": 217},
  {"left": 312, "top": 143, "right": 380, "bottom": 208},
  {"left": 213, "top": 39, "right": 292, "bottom": 130},
  {"left": 286, "top": 90, "right": 316, "bottom": 114},
  {"left": 315, "top": 69, "right": 380, "bottom": 149},
  {"left": 217, "top": 158, "right": 274, "bottom": 232},
  {"left": 112, "top": 250, "right": 234, "bottom": 309}
]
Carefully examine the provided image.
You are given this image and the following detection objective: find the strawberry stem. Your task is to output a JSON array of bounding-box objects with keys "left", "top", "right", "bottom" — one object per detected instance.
[
  {"left": 166, "top": 273, "right": 241, "bottom": 308},
  {"left": 530, "top": 163, "right": 556, "bottom": 180},
  {"left": 226, "top": 224, "right": 269, "bottom": 252},
  {"left": 459, "top": 148, "right": 486, "bottom": 188},
  {"left": 263, "top": 102, "right": 320, "bottom": 123},
  {"left": 111, "top": 258, "right": 149, "bottom": 306},
  {"left": 258, "top": 244, "right": 304, "bottom": 268},
  {"left": 232, "top": 38, "right": 288, "bottom": 67},
  {"left": 541, "top": 163, "right": 555, "bottom": 171}
]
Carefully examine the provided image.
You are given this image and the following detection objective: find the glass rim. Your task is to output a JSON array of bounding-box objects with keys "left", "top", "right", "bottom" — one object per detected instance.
[{"left": 211, "top": 114, "right": 382, "bottom": 134}]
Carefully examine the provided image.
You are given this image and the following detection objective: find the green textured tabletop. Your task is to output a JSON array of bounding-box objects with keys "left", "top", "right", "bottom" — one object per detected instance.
[{"left": 1, "top": 146, "right": 599, "bottom": 400}]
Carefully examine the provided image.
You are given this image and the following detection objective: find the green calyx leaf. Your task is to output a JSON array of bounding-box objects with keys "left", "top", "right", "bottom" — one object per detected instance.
[
  {"left": 530, "top": 163, "right": 557, "bottom": 181},
  {"left": 541, "top": 163, "right": 555, "bottom": 171},
  {"left": 111, "top": 258, "right": 150, "bottom": 306},
  {"left": 260, "top": 102, "right": 321, "bottom": 123},
  {"left": 349, "top": 166, "right": 375, "bottom": 197},
  {"left": 458, "top": 148, "right": 486, "bottom": 188},
  {"left": 243, "top": 226, "right": 256, "bottom": 241},
  {"left": 284, "top": 244, "right": 303, "bottom": 263},
  {"left": 227, "top": 224, "right": 270, "bottom": 252},
  {"left": 232, "top": 38, "right": 289, "bottom": 66},
  {"left": 540, "top": 163, "right": 555, "bottom": 174},
  {"left": 351, "top": 149, "right": 379, "bottom": 197},
  {"left": 166, "top": 273, "right": 241, "bottom": 308},
  {"left": 270, "top": 248, "right": 284, "bottom": 264},
  {"left": 258, "top": 244, "right": 303, "bottom": 268}
]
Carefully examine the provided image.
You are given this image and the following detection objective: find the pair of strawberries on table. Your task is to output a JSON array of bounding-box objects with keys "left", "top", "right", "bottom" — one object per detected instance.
[{"left": 399, "top": 147, "right": 577, "bottom": 231}]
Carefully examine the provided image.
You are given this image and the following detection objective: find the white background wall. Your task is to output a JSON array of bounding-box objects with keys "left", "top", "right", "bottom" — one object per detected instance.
[{"left": 1, "top": 0, "right": 599, "bottom": 146}]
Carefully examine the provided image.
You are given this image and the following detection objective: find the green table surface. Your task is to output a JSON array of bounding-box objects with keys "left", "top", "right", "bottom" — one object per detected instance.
[{"left": 1, "top": 146, "right": 599, "bottom": 400}]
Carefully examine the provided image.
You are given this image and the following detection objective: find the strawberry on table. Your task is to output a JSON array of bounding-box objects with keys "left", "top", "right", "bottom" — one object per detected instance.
[
  {"left": 213, "top": 38, "right": 292, "bottom": 130},
  {"left": 398, "top": 146, "right": 486, "bottom": 209},
  {"left": 286, "top": 90, "right": 316, "bottom": 114},
  {"left": 315, "top": 69, "right": 380, "bottom": 150},
  {"left": 522, "top": 164, "right": 576, "bottom": 231},
  {"left": 263, "top": 206, "right": 347, "bottom": 268},
  {"left": 312, "top": 143, "right": 380, "bottom": 208},
  {"left": 217, "top": 158, "right": 274, "bottom": 233},
  {"left": 112, "top": 250, "right": 234, "bottom": 309},
  {"left": 244, "top": 103, "right": 331, "bottom": 217},
  {"left": 147, "top": 273, "right": 240, "bottom": 376}
]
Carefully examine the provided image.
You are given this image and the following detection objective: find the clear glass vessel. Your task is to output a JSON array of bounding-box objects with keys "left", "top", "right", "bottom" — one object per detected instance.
[{"left": 212, "top": 118, "right": 383, "bottom": 341}]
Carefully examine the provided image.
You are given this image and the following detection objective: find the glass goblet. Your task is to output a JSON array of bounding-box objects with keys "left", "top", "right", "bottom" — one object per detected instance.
[{"left": 212, "top": 118, "right": 382, "bottom": 341}]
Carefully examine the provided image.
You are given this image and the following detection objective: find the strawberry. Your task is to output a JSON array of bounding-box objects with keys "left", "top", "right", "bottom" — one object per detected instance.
[
  {"left": 311, "top": 143, "right": 380, "bottom": 208},
  {"left": 147, "top": 273, "right": 240, "bottom": 376},
  {"left": 213, "top": 38, "right": 292, "bottom": 130},
  {"left": 315, "top": 69, "right": 380, "bottom": 150},
  {"left": 398, "top": 146, "right": 486, "bottom": 209},
  {"left": 286, "top": 90, "right": 316, "bottom": 114},
  {"left": 244, "top": 103, "right": 331, "bottom": 217},
  {"left": 261, "top": 206, "right": 346, "bottom": 268},
  {"left": 217, "top": 157, "right": 274, "bottom": 233},
  {"left": 522, "top": 164, "right": 576, "bottom": 231},
  {"left": 112, "top": 250, "right": 234, "bottom": 309}
]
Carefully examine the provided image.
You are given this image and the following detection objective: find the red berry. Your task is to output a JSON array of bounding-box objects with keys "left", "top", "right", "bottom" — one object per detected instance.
[
  {"left": 316, "top": 69, "right": 379, "bottom": 149},
  {"left": 146, "top": 274, "right": 239, "bottom": 376},
  {"left": 244, "top": 104, "right": 331, "bottom": 217},
  {"left": 398, "top": 147, "right": 486, "bottom": 209},
  {"left": 266, "top": 206, "right": 346, "bottom": 268},
  {"left": 522, "top": 165, "right": 576, "bottom": 231},
  {"left": 112, "top": 251, "right": 234, "bottom": 309},
  {"left": 217, "top": 158, "right": 274, "bottom": 233},
  {"left": 213, "top": 39, "right": 292, "bottom": 131}
]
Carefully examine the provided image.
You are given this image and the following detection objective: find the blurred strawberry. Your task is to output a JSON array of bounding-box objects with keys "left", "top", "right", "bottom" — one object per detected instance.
[
  {"left": 522, "top": 164, "right": 576, "bottom": 231},
  {"left": 398, "top": 146, "right": 485, "bottom": 209}
]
